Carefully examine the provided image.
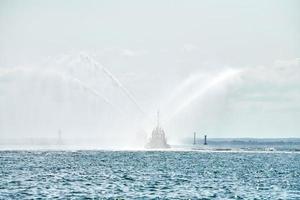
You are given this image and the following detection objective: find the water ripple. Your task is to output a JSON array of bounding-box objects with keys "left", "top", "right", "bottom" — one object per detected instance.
[{"left": 0, "top": 151, "right": 299, "bottom": 199}]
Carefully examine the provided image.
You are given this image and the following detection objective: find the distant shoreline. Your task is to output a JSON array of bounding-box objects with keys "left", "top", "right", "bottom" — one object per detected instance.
[{"left": 1, "top": 137, "right": 299, "bottom": 152}]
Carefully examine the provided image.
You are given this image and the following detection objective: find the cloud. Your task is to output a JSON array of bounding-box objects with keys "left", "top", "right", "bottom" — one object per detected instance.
[
  {"left": 242, "top": 58, "right": 300, "bottom": 85},
  {"left": 229, "top": 58, "right": 300, "bottom": 114},
  {"left": 94, "top": 47, "right": 146, "bottom": 58},
  {"left": 121, "top": 49, "right": 137, "bottom": 57},
  {"left": 120, "top": 48, "right": 148, "bottom": 57},
  {"left": 182, "top": 43, "right": 198, "bottom": 52}
]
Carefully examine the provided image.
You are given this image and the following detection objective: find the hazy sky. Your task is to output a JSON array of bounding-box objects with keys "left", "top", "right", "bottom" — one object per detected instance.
[{"left": 0, "top": 0, "right": 299, "bottom": 144}]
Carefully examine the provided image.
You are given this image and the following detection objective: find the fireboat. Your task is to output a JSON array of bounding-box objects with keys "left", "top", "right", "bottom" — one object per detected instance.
[{"left": 145, "top": 112, "right": 170, "bottom": 149}]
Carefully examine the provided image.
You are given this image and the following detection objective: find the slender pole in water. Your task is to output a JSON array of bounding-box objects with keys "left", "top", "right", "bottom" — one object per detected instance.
[
  {"left": 204, "top": 135, "right": 207, "bottom": 145},
  {"left": 57, "top": 129, "right": 62, "bottom": 145},
  {"left": 157, "top": 111, "right": 160, "bottom": 128},
  {"left": 58, "top": 129, "right": 62, "bottom": 140},
  {"left": 193, "top": 132, "right": 196, "bottom": 145}
]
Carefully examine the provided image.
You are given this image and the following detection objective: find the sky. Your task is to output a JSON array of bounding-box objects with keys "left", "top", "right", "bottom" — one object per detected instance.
[{"left": 0, "top": 0, "right": 299, "bottom": 146}]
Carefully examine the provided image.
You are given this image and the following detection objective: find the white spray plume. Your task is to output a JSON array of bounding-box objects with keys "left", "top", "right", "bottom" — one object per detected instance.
[
  {"left": 0, "top": 67, "right": 120, "bottom": 112},
  {"left": 79, "top": 53, "right": 147, "bottom": 116},
  {"left": 165, "top": 69, "right": 242, "bottom": 122}
]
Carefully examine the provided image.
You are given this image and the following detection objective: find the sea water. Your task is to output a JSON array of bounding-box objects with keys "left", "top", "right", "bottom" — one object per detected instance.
[{"left": 0, "top": 151, "right": 299, "bottom": 199}]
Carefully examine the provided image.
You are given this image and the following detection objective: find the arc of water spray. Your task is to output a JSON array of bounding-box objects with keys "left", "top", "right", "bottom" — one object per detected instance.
[
  {"left": 0, "top": 68, "right": 122, "bottom": 113},
  {"left": 165, "top": 69, "right": 242, "bottom": 122},
  {"left": 63, "top": 73, "right": 129, "bottom": 115},
  {"left": 80, "top": 53, "right": 147, "bottom": 116},
  {"left": 55, "top": 70, "right": 123, "bottom": 112},
  {"left": 64, "top": 75, "right": 117, "bottom": 110},
  {"left": 162, "top": 73, "right": 205, "bottom": 111}
]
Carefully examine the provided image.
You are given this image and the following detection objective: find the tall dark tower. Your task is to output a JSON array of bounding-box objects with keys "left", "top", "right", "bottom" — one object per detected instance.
[
  {"left": 204, "top": 135, "right": 207, "bottom": 145},
  {"left": 193, "top": 132, "right": 196, "bottom": 145}
]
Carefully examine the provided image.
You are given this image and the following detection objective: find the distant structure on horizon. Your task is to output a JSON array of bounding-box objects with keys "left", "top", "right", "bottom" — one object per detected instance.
[
  {"left": 145, "top": 112, "right": 170, "bottom": 149},
  {"left": 57, "top": 129, "right": 63, "bottom": 145},
  {"left": 204, "top": 135, "right": 207, "bottom": 145}
]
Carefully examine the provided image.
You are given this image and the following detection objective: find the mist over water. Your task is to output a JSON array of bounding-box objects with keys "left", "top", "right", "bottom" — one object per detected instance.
[
  {"left": 1, "top": 51, "right": 300, "bottom": 148},
  {"left": 1, "top": 1, "right": 300, "bottom": 199},
  {"left": 0, "top": 52, "right": 248, "bottom": 148},
  {"left": 0, "top": 0, "right": 299, "bottom": 149},
  {"left": 0, "top": 53, "right": 149, "bottom": 148}
]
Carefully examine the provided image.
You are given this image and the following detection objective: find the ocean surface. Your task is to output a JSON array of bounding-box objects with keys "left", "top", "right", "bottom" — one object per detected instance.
[{"left": 0, "top": 151, "right": 299, "bottom": 199}]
